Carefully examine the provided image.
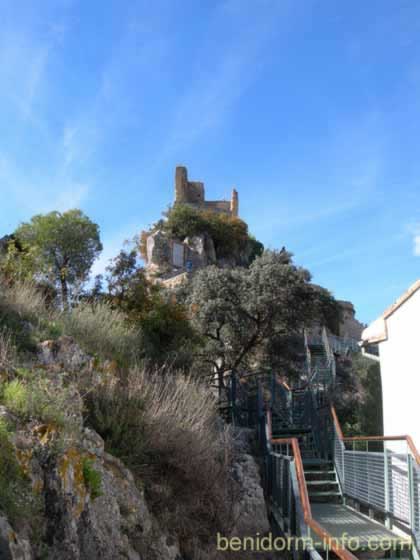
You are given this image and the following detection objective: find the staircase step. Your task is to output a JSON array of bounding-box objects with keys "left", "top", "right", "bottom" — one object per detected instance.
[
  {"left": 305, "top": 471, "right": 336, "bottom": 481},
  {"left": 306, "top": 480, "right": 338, "bottom": 486},
  {"left": 271, "top": 426, "right": 311, "bottom": 433},
  {"left": 303, "top": 459, "right": 333, "bottom": 467},
  {"left": 309, "top": 491, "right": 341, "bottom": 498}
]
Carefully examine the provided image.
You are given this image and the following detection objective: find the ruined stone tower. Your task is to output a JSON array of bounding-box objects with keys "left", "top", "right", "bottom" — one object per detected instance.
[
  {"left": 231, "top": 188, "right": 239, "bottom": 218},
  {"left": 174, "top": 166, "right": 239, "bottom": 217}
]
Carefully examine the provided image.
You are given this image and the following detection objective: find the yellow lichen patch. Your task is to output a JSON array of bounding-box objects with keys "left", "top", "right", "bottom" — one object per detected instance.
[
  {"left": 32, "top": 477, "right": 44, "bottom": 494},
  {"left": 58, "top": 447, "right": 88, "bottom": 519},
  {"left": 15, "top": 448, "right": 33, "bottom": 477},
  {"left": 32, "top": 423, "right": 58, "bottom": 446}
]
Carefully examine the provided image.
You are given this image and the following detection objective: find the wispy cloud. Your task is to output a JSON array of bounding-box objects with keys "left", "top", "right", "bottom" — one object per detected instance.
[
  {"left": 414, "top": 236, "right": 420, "bottom": 256},
  {"left": 0, "top": 24, "right": 58, "bottom": 129},
  {"left": 408, "top": 223, "right": 420, "bottom": 256},
  {"left": 157, "top": 0, "right": 293, "bottom": 161},
  {"left": 0, "top": 152, "right": 90, "bottom": 224}
]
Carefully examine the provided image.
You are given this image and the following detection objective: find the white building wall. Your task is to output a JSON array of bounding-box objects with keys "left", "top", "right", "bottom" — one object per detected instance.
[{"left": 379, "top": 288, "right": 420, "bottom": 449}]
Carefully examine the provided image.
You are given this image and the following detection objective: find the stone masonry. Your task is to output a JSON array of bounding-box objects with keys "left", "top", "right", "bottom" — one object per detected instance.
[{"left": 175, "top": 165, "right": 239, "bottom": 217}]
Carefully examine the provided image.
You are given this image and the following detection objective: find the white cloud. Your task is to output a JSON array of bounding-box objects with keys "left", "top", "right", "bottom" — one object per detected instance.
[
  {"left": 414, "top": 235, "right": 420, "bottom": 256},
  {"left": 406, "top": 223, "right": 420, "bottom": 257},
  {"left": 52, "top": 183, "right": 90, "bottom": 212},
  {"left": 156, "top": 0, "right": 291, "bottom": 162},
  {"left": 0, "top": 152, "right": 90, "bottom": 219}
]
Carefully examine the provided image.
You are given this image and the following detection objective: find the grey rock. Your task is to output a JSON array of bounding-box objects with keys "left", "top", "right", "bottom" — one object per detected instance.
[
  {"left": 146, "top": 231, "right": 172, "bottom": 267},
  {"left": 38, "top": 336, "right": 91, "bottom": 372},
  {"left": 232, "top": 453, "right": 270, "bottom": 537},
  {"left": 0, "top": 515, "right": 32, "bottom": 560},
  {"left": 0, "top": 405, "right": 18, "bottom": 428},
  {"left": 10, "top": 425, "right": 181, "bottom": 560}
]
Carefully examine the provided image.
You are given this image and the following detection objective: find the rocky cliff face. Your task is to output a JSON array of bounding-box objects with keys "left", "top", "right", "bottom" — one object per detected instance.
[
  {"left": 145, "top": 229, "right": 256, "bottom": 283},
  {"left": 0, "top": 337, "right": 271, "bottom": 560},
  {"left": 0, "top": 401, "right": 181, "bottom": 560}
]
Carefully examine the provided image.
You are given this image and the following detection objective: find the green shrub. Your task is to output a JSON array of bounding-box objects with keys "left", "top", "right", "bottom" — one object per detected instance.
[
  {"left": 82, "top": 457, "right": 102, "bottom": 499},
  {"left": 0, "top": 419, "right": 32, "bottom": 523},
  {"left": 1, "top": 376, "right": 78, "bottom": 429},
  {"left": 2, "top": 379, "right": 28, "bottom": 416}
]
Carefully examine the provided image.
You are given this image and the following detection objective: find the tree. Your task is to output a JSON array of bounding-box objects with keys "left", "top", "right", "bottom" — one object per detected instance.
[
  {"left": 106, "top": 245, "right": 197, "bottom": 367},
  {"left": 334, "top": 353, "right": 383, "bottom": 437},
  {"left": 183, "top": 250, "right": 339, "bottom": 381},
  {"left": 15, "top": 210, "right": 102, "bottom": 307},
  {"left": 106, "top": 247, "right": 151, "bottom": 315}
]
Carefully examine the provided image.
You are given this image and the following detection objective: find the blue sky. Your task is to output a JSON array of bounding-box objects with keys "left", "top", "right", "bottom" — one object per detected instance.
[{"left": 1, "top": 0, "right": 419, "bottom": 324}]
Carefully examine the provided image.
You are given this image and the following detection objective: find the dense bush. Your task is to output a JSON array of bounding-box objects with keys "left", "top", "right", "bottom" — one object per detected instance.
[
  {"left": 334, "top": 353, "right": 383, "bottom": 437},
  {"left": 105, "top": 247, "right": 197, "bottom": 367}
]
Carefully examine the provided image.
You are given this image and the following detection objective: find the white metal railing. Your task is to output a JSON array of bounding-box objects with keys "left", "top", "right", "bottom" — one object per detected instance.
[
  {"left": 332, "top": 423, "right": 420, "bottom": 551},
  {"left": 328, "top": 334, "right": 360, "bottom": 355}
]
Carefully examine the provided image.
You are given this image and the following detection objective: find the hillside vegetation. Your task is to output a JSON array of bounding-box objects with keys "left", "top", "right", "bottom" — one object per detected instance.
[{"left": 0, "top": 206, "right": 376, "bottom": 559}]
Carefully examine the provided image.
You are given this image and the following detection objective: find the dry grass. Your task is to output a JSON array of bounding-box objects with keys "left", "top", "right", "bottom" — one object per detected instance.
[
  {"left": 0, "top": 280, "right": 47, "bottom": 318},
  {"left": 59, "top": 303, "right": 141, "bottom": 365},
  {"left": 84, "top": 366, "right": 240, "bottom": 557},
  {"left": 129, "top": 368, "right": 239, "bottom": 557},
  {"left": 0, "top": 329, "right": 17, "bottom": 376},
  {"left": 0, "top": 281, "right": 50, "bottom": 352}
]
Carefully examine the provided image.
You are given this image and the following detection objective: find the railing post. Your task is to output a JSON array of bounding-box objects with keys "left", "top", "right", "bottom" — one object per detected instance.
[
  {"left": 408, "top": 453, "right": 416, "bottom": 533},
  {"left": 271, "top": 371, "right": 276, "bottom": 408},
  {"left": 384, "top": 448, "right": 392, "bottom": 529}
]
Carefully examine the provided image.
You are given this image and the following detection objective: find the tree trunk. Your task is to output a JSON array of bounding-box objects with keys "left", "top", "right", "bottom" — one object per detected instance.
[{"left": 60, "top": 273, "right": 69, "bottom": 310}]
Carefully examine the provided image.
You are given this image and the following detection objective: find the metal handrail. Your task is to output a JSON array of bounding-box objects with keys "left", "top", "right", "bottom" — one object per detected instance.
[
  {"left": 271, "top": 436, "right": 358, "bottom": 560},
  {"left": 331, "top": 405, "right": 420, "bottom": 467},
  {"left": 331, "top": 405, "right": 420, "bottom": 553}
]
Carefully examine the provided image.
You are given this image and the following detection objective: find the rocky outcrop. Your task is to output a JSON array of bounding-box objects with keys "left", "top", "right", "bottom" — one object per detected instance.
[
  {"left": 145, "top": 230, "right": 218, "bottom": 280},
  {"left": 338, "top": 301, "right": 365, "bottom": 340},
  {"left": 0, "top": 515, "right": 32, "bottom": 560},
  {"left": 232, "top": 453, "right": 270, "bottom": 537},
  {"left": 2, "top": 412, "right": 181, "bottom": 560},
  {"left": 2, "top": 337, "right": 272, "bottom": 560},
  {"left": 38, "top": 336, "right": 92, "bottom": 372},
  {"left": 231, "top": 429, "right": 270, "bottom": 537},
  {"left": 146, "top": 231, "right": 172, "bottom": 270}
]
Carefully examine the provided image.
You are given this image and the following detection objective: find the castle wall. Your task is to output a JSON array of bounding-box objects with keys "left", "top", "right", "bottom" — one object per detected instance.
[
  {"left": 203, "top": 201, "right": 231, "bottom": 214},
  {"left": 174, "top": 166, "right": 239, "bottom": 218},
  {"left": 186, "top": 181, "right": 204, "bottom": 203}
]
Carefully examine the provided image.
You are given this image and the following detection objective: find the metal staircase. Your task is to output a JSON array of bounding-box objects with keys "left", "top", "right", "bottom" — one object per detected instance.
[
  {"left": 264, "top": 328, "right": 420, "bottom": 559},
  {"left": 220, "top": 327, "right": 419, "bottom": 559},
  {"left": 304, "top": 462, "right": 342, "bottom": 504}
]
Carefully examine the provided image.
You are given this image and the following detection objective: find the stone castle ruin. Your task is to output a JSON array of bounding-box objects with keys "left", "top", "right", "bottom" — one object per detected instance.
[
  {"left": 144, "top": 166, "right": 242, "bottom": 285},
  {"left": 175, "top": 166, "right": 239, "bottom": 217}
]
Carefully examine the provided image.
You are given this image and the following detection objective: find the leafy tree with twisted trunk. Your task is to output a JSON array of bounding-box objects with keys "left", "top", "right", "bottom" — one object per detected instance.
[
  {"left": 183, "top": 249, "right": 340, "bottom": 382},
  {"left": 14, "top": 210, "right": 102, "bottom": 307}
]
